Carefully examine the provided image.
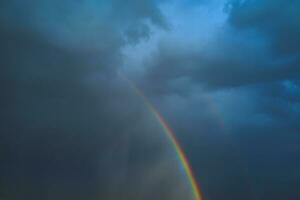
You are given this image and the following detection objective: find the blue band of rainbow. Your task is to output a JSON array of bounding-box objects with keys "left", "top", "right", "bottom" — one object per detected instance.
[{"left": 120, "top": 74, "right": 203, "bottom": 200}]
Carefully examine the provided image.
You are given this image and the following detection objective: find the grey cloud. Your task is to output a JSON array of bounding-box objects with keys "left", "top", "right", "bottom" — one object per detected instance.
[
  {"left": 0, "top": 0, "right": 168, "bottom": 49},
  {"left": 127, "top": 1, "right": 300, "bottom": 97},
  {"left": 228, "top": 0, "right": 300, "bottom": 55},
  {"left": 2, "top": 0, "right": 300, "bottom": 200},
  {"left": 0, "top": 1, "right": 196, "bottom": 200},
  {"left": 137, "top": 29, "right": 300, "bottom": 95},
  {"left": 126, "top": 1, "right": 300, "bottom": 199}
]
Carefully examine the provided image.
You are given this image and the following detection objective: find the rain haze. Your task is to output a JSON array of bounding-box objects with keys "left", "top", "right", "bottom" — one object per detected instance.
[{"left": 1, "top": 0, "right": 300, "bottom": 200}]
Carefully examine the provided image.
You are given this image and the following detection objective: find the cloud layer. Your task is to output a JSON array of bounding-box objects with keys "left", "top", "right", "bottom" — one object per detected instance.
[
  {"left": 123, "top": 0, "right": 300, "bottom": 199},
  {"left": 1, "top": 0, "right": 300, "bottom": 200},
  {"left": 0, "top": 1, "right": 195, "bottom": 200}
]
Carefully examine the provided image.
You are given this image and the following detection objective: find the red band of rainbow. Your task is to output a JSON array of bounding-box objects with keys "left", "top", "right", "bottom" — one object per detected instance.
[{"left": 121, "top": 74, "right": 203, "bottom": 200}]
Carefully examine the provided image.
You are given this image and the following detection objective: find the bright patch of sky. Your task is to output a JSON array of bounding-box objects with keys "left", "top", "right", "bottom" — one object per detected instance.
[{"left": 121, "top": 0, "right": 228, "bottom": 77}]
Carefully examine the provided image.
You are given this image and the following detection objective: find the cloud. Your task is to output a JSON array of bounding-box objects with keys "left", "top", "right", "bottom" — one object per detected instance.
[
  {"left": 135, "top": 22, "right": 299, "bottom": 94},
  {"left": 120, "top": 1, "right": 300, "bottom": 199},
  {"left": 121, "top": 0, "right": 299, "bottom": 97},
  {"left": 0, "top": 1, "right": 197, "bottom": 200},
  {"left": 1, "top": 0, "right": 300, "bottom": 200},
  {"left": 227, "top": 0, "right": 300, "bottom": 55}
]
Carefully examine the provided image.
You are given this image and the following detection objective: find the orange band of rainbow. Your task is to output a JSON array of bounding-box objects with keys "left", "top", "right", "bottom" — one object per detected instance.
[{"left": 121, "top": 74, "right": 203, "bottom": 200}]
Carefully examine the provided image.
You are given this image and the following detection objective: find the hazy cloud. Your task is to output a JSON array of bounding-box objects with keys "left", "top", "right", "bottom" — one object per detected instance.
[
  {"left": 1, "top": 0, "right": 300, "bottom": 200},
  {"left": 0, "top": 1, "right": 196, "bottom": 200}
]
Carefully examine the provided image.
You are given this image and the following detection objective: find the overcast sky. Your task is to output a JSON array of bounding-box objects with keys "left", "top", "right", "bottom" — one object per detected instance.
[{"left": 1, "top": 0, "right": 300, "bottom": 200}]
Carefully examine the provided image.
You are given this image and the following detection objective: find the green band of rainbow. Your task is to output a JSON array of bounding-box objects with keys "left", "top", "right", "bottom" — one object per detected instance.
[
  {"left": 121, "top": 74, "right": 203, "bottom": 200},
  {"left": 150, "top": 108, "right": 203, "bottom": 200}
]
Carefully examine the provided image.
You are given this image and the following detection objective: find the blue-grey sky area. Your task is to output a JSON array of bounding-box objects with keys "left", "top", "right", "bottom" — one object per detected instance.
[{"left": 1, "top": 0, "right": 300, "bottom": 200}]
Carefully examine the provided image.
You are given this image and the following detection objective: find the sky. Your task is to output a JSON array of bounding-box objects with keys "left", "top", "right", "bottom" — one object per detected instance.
[{"left": 0, "top": 0, "right": 300, "bottom": 200}]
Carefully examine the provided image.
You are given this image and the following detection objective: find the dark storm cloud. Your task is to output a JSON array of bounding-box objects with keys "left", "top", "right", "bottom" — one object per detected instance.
[
  {"left": 2, "top": 0, "right": 300, "bottom": 200},
  {"left": 139, "top": 31, "right": 299, "bottom": 95},
  {"left": 134, "top": 0, "right": 300, "bottom": 95},
  {"left": 225, "top": 5, "right": 300, "bottom": 199},
  {"left": 125, "top": 1, "right": 300, "bottom": 200},
  {"left": 227, "top": 97, "right": 300, "bottom": 199},
  {"left": 0, "top": 1, "right": 196, "bottom": 200},
  {"left": 228, "top": 0, "right": 300, "bottom": 55},
  {"left": 0, "top": 0, "right": 169, "bottom": 50}
]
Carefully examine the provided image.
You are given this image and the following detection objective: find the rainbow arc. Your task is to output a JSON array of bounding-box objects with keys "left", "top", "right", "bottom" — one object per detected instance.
[{"left": 121, "top": 74, "right": 203, "bottom": 200}]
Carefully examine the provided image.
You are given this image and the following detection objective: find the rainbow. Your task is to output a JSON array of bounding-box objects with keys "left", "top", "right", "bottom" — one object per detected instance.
[
  {"left": 148, "top": 106, "right": 203, "bottom": 200},
  {"left": 121, "top": 74, "right": 203, "bottom": 200}
]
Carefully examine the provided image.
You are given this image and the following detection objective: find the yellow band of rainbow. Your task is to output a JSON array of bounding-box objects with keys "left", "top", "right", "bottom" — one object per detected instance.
[
  {"left": 150, "top": 108, "right": 203, "bottom": 200},
  {"left": 121, "top": 74, "right": 203, "bottom": 200}
]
